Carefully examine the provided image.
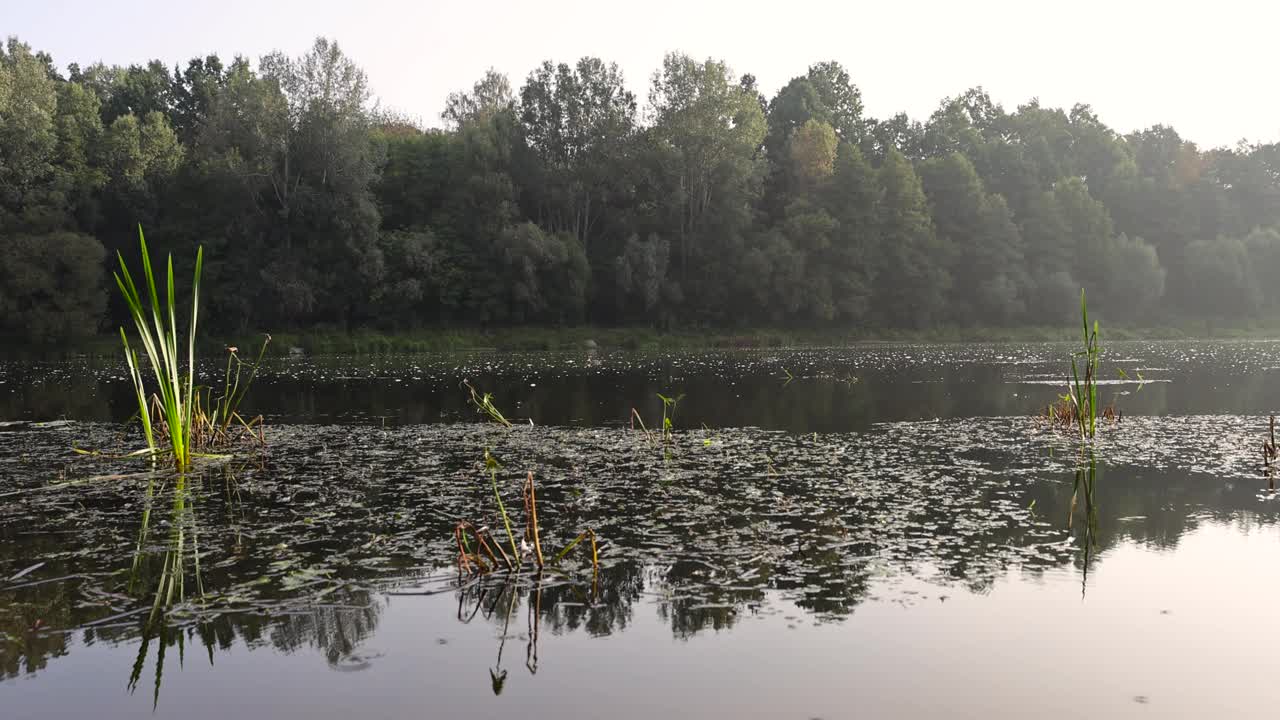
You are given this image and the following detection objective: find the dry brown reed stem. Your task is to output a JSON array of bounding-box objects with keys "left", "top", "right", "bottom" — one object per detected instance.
[
  {"left": 455, "top": 521, "right": 504, "bottom": 573},
  {"left": 523, "top": 472, "right": 545, "bottom": 568},
  {"left": 147, "top": 391, "right": 266, "bottom": 452},
  {"left": 1043, "top": 397, "right": 1119, "bottom": 434},
  {"left": 1264, "top": 415, "right": 1277, "bottom": 490}
]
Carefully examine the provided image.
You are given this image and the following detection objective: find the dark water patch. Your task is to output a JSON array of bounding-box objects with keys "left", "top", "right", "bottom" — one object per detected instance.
[{"left": 9, "top": 340, "right": 1280, "bottom": 429}]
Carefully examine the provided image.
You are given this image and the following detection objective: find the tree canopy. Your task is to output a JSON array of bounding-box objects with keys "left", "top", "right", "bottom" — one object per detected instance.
[{"left": 4, "top": 37, "right": 1280, "bottom": 341}]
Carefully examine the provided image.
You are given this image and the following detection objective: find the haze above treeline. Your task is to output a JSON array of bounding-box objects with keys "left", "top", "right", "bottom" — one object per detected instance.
[{"left": 2, "top": 35, "right": 1279, "bottom": 341}]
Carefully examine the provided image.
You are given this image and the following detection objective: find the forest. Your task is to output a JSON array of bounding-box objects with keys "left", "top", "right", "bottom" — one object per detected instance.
[{"left": 3, "top": 35, "right": 1280, "bottom": 342}]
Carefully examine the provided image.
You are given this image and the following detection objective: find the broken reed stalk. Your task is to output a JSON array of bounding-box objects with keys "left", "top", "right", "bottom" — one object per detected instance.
[
  {"left": 630, "top": 408, "right": 653, "bottom": 438},
  {"left": 553, "top": 529, "right": 598, "bottom": 569}
]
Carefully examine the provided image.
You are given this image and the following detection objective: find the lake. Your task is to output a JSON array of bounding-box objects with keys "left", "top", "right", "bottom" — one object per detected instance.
[{"left": 2, "top": 340, "right": 1279, "bottom": 718}]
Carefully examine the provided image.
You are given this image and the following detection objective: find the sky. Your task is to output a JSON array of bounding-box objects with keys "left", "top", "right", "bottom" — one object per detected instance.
[{"left": 4, "top": 0, "right": 1278, "bottom": 148}]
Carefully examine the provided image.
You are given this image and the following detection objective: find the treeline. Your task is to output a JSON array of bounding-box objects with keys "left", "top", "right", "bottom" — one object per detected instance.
[{"left": 3, "top": 36, "right": 1280, "bottom": 341}]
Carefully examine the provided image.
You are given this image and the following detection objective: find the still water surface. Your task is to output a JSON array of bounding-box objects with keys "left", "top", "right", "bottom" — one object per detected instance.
[{"left": 2, "top": 341, "right": 1279, "bottom": 718}]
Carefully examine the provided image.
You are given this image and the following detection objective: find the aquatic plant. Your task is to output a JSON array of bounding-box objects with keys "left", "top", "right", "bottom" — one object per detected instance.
[
  {"left": 464, "top": 380, "right": 512, "bottom": 427},
  {"left": 455, "top": 384, "right": 599, "bottom": 576},
  {"left": 204, "top": 335, "right": 271, "bottom": 442},
  {"left": 1068, "top": 289, "right": 1102, "bottom": 440},
  {"left": 485, "top": 450, "right": 520, "bottom": 562},
  {"left": 109, "top": 227, "right": 268, "bottom": 464},
  {"left": 453, "top": 468, "right": 598, "bottom": 575},
  {"left": 114, "top": 226, "right": 203, "bottom": 470},
  {"left": 1041, "top": 289, "right": 1111, "bottom": 439}
]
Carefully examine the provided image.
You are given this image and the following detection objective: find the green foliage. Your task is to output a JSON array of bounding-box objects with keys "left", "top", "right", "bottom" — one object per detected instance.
[
  {"left": 875, "top": 149, "right": 948, "bottom": 328},
  {"left": 646, "top": 53, "right": 766, "bottom": 317},
  {"left": 0, "top": 231, "right": 106, "bottom": 340},
  {"left": 1183, "top": 236, "right": 1259, "bottom": 317},
  {"left": 7, "top": 36, "right": 1280, "bottom": 340},
  {"left": 919, "top": 152, "right": 1027, "bottom": 323}
]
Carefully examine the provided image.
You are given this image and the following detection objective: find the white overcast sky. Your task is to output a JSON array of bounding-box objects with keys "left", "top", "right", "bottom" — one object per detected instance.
[{"left": 5, "top": 0, "right": 1277, "bottom": 148}]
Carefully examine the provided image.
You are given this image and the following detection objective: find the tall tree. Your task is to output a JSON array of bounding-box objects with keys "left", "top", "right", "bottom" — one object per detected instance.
[
  {"left": 919, "top": 152, "right": 1027, "bottom": 323},
  {"left": 875, "top": 148, "right": 947, "bottom": 327},
  {"left": 518, "top": 57, "right": 636, "bottom": 257},
  {"left": 646, "top": 52, "right": 766, "bottom": 318}
]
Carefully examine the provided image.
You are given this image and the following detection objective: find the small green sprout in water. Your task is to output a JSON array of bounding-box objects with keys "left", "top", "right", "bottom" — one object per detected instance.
[{"left": 656, "top": 392, "right": 684, "bottom": 445}]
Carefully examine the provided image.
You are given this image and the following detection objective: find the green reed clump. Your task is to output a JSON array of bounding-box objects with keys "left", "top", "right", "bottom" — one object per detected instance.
[
  {"left": 1044, "top": 289, "right": 1107, "bottom": 440},
  {"left": 115, "top": 226, "right": 203, "bottom": 471}
]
